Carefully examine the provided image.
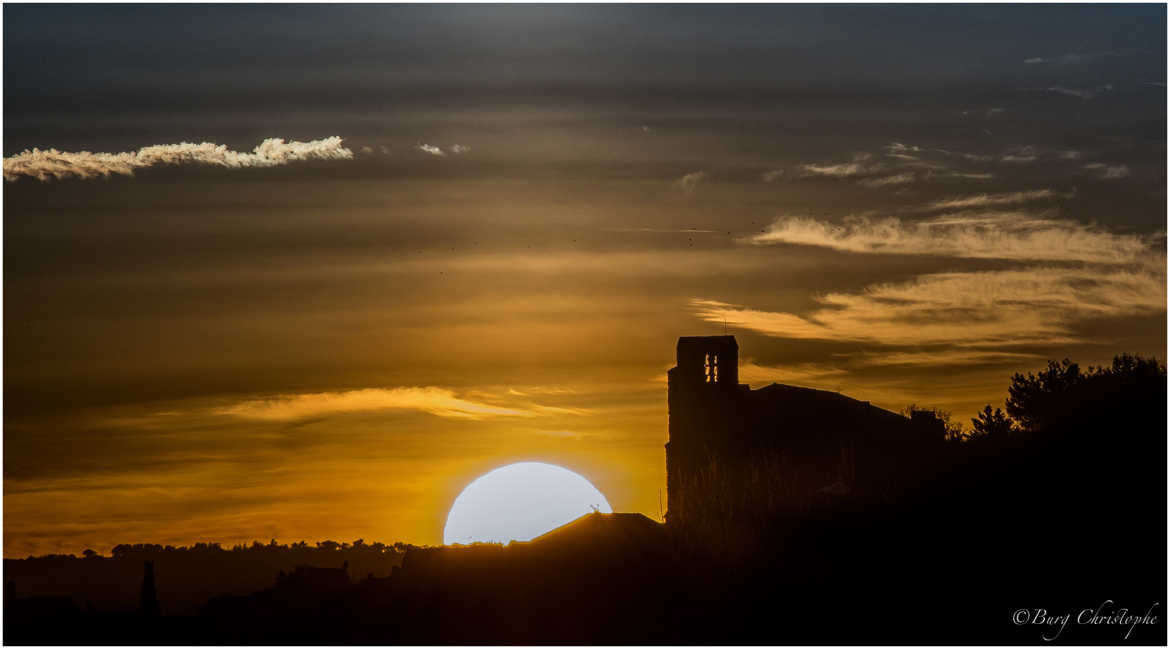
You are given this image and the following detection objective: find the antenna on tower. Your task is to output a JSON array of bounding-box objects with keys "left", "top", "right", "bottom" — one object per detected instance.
[{"left": 723, "top": 316, "right": 727, "bottom": 335}]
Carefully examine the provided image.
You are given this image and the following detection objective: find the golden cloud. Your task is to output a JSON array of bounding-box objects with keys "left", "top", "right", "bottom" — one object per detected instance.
[
  {"left": 693, "top": 264, "right": 1165, "bottom": 347},
  {"left": 747, "top": 213, "right": 1158, "bottom": 264},
  {"left": 215, "top": 387, "right": 535, "bottom": 421}
]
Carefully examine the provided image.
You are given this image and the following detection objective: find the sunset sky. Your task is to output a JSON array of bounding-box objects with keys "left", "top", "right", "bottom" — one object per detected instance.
[{"left": 4, "top": 4, "right": 1166, "bottom": 556}]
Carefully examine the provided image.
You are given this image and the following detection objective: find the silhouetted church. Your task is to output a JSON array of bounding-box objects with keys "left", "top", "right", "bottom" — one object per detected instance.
[{"left": 666, "top": 336, "right": 943, "bottom": 535}]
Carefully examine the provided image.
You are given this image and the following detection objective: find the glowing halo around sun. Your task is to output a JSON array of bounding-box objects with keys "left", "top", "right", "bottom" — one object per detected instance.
[{"left": 443, "top": 462, "right": 613, "bottom": 545}]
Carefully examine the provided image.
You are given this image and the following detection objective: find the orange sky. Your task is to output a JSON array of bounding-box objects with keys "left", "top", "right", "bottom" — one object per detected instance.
[{"left": 4, "top": 4, "right": 1166, "bottom": 557}]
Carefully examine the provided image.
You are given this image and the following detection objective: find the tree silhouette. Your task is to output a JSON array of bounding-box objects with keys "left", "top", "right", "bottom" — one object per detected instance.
[
  {"left": 968, "top": 405, "right": 1014, "bottom": 439},
  {"left": 1005, "top": 358, "right": 1084, "bottom": 432},
  {"left": 1006, "top": 354, "right": 1165, "bottom": 433},
  {"left": 901, "top": 403, "right": 963, "bottom": 440}
]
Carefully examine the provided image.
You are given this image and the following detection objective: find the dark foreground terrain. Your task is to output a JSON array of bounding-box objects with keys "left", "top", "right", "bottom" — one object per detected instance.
[{"left": 5, "top": 356, "right": 1166, "bottom": 644}]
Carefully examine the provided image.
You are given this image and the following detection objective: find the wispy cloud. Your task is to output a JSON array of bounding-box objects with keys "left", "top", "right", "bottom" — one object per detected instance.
[
  {"left": 997, "top": 145, "right": 1088, "bottom": 165},
  {"left": 711, "top": 201, "right": 1165, "bottom": 350},
  {"left": 940, "top": 172, "right": 994, "bottom": 181},
  {"left": 747, "top": 213, "right": 1155, "bottom": 264},
  {"left": 885, "top": 143, "right": 920, "bottom": 155},
  {"left": 1084, "top": 162, "right": 1131, "bottom": 179},
  {"left": 692, "top": 264, "right": 1164, "bottom": 348},
  {"left": 215, "top": 387, "right": 535, "bottom": 421},
  {"left": 1049, "top": 86, "right": 1102, "bottom": 99},
  {"left": 927, "top": 189, "right": 1058, "bottom": 210},
  {"left": 1024, "top": 51, "right": 1117, "bottom": 66},
  {"left": 415, "top": 143, "right": 470, "bottom": 157},
  {"left": 800, "top": 162, "right": 870, "bottom": 177},
  {"left": 738, "top": 360, "right": 848, "bottom": 386},
  {"left": 887, "top": 142, "right": 992, "bottom": 163},
  {"left": 794, "top": 143, "right": 1003, "bottom": 189},
  {"left": 737, "top": 350, "right": 1042, "bottom": 393},
  {"left": 841, "top": 349, "right": 1043, "bottom": 367},
  {"left": 1027, "top": 84, "right": 1113, "bottom": 100},
  {"left": 761, "top": 169, "right": 785, "bottom": 183},
  {"left": 859, "top": 173, "right": 916, "bottom": 188},
  {"left": 799, "top": 153, "right": 882, "bottom": 179},
  {"left": 955, "top": 152, "right": 995, "bottom": 163},
  {"left": 675, "top": 170, "right": 708, "bottom": 193},
  {"left": 3, "top": 137, "right": 353, "bottom": 182},
  {"left": 1000, "top": 145, "right": 1039, "bottom": 163}
]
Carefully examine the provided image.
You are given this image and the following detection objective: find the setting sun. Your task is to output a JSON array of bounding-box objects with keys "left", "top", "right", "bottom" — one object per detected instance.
[{"left": 443, "top": 462, "right": 613, "bottom": 545}]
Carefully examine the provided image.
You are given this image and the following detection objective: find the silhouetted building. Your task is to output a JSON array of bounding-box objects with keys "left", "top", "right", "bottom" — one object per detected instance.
[{"left": 666, "top": 336, "right": 943, "bottom": 538}]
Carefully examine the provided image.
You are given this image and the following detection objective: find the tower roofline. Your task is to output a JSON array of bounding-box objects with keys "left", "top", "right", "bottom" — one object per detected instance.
[{"left": 677, "top": 335, "right": 737, "bottom": 346}]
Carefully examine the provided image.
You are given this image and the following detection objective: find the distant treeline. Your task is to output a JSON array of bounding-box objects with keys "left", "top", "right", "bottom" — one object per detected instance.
[
  {"left": 5, "top": 539, "right": 417, "bottom": 615},
  {"left": 19, "top": 538, "right": 422, "bottom": 561}
]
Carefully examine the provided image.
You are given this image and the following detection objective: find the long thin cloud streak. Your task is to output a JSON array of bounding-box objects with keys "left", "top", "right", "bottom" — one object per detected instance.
[
  {"left": 3, "top": 137, "right": 353, "bottom": 181},
  {"left": 928, "top": 189, "right": 1057, "bottom": 210},
  {"left": 214, "top": 387, "right": 532, "bottom": 421},
  {"left": 748, "top": 214, "right": 1158, "bottom": 264},
  {"left": 692, "top": 265, "right": 1165, "bottom": 347},
  {"left": 737, "top": 351, "right": 1041, "bottom": 390}
]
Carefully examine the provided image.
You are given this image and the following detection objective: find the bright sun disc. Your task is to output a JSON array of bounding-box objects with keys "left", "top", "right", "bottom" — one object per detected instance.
[{"left": 443, "top": 462, "right": 612, "bottom": 545}]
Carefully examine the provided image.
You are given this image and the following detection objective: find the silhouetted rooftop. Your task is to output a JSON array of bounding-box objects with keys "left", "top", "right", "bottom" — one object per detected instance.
[
  {"left": 525, "top": 512, "right": 665, "bottom": 551},
  {"left": 753, "top": 382, "right": 866, "bottom": 402},
  {"left": 748, "top": 382, "right": 907, "bottom": 423},
  {"left": 677, "top": 335, "right": 738, "bottom": 345}
]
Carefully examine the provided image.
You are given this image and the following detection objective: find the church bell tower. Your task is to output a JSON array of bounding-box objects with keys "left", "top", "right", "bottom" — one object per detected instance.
[{"left": 665, "top": 335, "right": 746, "bottom": 528}]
